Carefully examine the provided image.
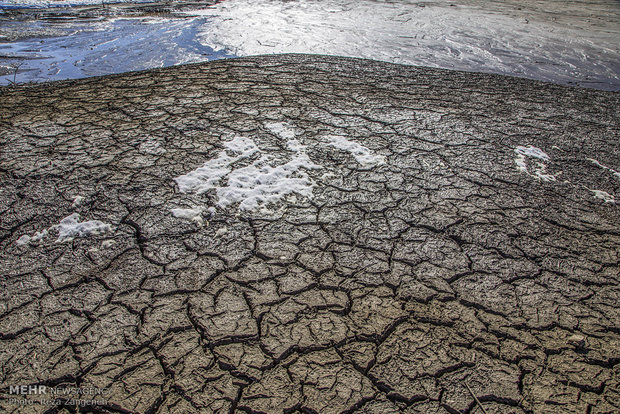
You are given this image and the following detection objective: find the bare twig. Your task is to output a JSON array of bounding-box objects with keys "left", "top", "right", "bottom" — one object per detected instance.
[
  {"left": 8, "top": 62, "right": 22, "bottom": 88},
  {"left": 465, "top": 381, "right": 489, "bottom": 414}
]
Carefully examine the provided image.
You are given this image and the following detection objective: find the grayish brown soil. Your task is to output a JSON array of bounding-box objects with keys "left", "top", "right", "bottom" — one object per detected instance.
[{"left": 0, "top": 55, "right": 619, "bottom": 413}]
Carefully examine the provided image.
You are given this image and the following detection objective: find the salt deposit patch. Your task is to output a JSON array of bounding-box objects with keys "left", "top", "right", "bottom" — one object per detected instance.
[
  {"left": 175, "top": 135, "right": 321, "bottom": 211},
  {"left": 514, "top": 145, "right": 557, "bottom": 182},
  {"left": 326, "top": 135, "right": 385, "bottom": 167}
]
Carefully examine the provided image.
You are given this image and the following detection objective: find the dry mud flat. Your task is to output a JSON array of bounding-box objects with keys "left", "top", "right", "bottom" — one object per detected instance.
[{"left": 0, "top": 54, "right": 619, "bottom": 413}]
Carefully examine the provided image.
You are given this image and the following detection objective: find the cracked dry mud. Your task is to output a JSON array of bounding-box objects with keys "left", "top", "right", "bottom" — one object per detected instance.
[{"left": 0, "top": 54, "right": 619, "bottom": 414}]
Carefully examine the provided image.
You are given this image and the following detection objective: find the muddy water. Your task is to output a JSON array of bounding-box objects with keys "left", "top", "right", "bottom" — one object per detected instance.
[{"left": 1, "top": 0, "right": 619, "bottom": 89}]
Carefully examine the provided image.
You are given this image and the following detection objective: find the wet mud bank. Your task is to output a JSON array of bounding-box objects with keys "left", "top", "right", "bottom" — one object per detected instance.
[{"left": 0, "top": 55, "right": 619, "bottom": 413}]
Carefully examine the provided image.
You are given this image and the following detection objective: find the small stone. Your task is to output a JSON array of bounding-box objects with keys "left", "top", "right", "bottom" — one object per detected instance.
[{"left": 567, "top": 334, "right": 586, "bottom": 348}]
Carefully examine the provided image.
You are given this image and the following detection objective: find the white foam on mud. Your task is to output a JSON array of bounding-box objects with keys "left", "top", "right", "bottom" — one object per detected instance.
[
  {"left": 174, "top": 136, "right": 259, "bottom": 194},
  {"left": 514, "top": 145, "right": 557, "bottom": 182},
  {"left": 56, "top": 213, "right": 112, "bottom": 242},
  {"left": 265, "top": 122, "right": 297, "bottom": 140},
  {"left": 173, "top": 154, "right": 232, "bottom": 194},
  {"left": 225, "top": 135, "right": 260, "bottom": 159},
  {"left": 326, "top": 135, "right": 385, "bottom": 167},
  {"left": 17, "top": 213, "right": 111, "bottom": 245},
  {"left": 171, "top": 206, "right": 205, "bottom": 226},
  {"left": 16, "top": 228, "right": 49, "bottom": 246},
  {"left": 175, "top": 134, "right": 321, "bottom": 211},
  {"left": 218, "top": 147, "right": 320, "bottom": 210}
]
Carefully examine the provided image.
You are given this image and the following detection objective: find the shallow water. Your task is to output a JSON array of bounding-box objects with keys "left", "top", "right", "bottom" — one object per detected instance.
[
  {"left": 1, "top": 0, "right": 619, "bottom": 89},
  {"left": 0, "top": 16, "right": 230, "bottom": 83}
]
